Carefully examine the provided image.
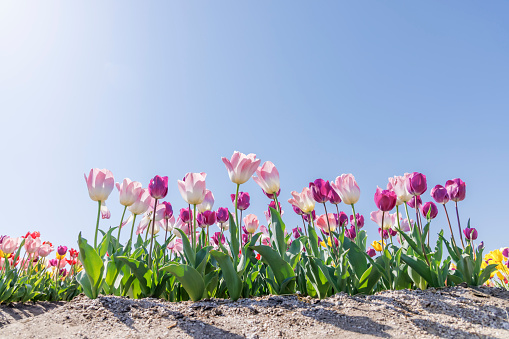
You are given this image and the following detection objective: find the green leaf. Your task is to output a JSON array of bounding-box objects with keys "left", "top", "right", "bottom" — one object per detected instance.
[
  {"left": 343, "top": 237, "right": 367, "bottom": 280},
  {"left": 98, "top": 227, "right": 117, "bottom": 258},
  {"left": 115, "top": 256, "right": 153, "bottom": 296},
  {"left": 309, "top": 257, "right": 335, "bottom": 298},
  {"left": 269, "top": 207, "right": 287, "bottom": 257},
  {"left": 229, "top": 212, "right": 240, "bottom": 267},
  {"left": 307, "top": 224, "right": 319, "bottom": 258},
  {"left": 160, "top": 264, "right": 205, "bottom": 301},
  {"left": 251, "top": 245, "right": 295, "bottom": 294},
  {"left": 357, "top": 266, "right": 382, "bottom": 295},
  {"left": 400, "top": 253, "right": 433, "bottom": 286},
  {"left": 174, "top": 228, "right": 195, "bottom": 267},
  {"left": 77, "top": 233, "right": 104, "bottom": 299},
  {"left": 210, "top": 250, "right": 242, "bottom": 301}
]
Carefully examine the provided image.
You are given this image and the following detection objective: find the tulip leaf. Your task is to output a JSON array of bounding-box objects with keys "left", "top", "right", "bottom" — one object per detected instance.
[
  {"left": 210, "top": 250, "right": 242, "bottom": 301},
  {"left": 251, "top": 245, "right": 295, "bottom": 294},
  {"left": 269, "top": 207, "right": 287, "bottom": 258},
  {"left": 342, "top": 237, "right": 367, "bottom": 280},
  {"left": 114, "top": 256, "right": 153, "bottom": 296},
  {"left": 98, "top": 227, "right": 117, "bottom": 258},
  {"left": 229, "top": 212, "right": 240, "bottom": 267},
  {"left": 77, "top": 233, "right": 105, "bottom": 299},
  {"left": 174, "top": 228, "right": 195, "bottom": 267},
  {"left": 160, "top": 264, "right": 205, "bottom": 301},
  {"left": 357, "top": 266, "right": 382, "bottom": 295},
  {"left": 400, "top": 253, "right": 433, "bottom": 286},
  {"left": 307, "top": 224, "right": 319, "bottom": 258}
]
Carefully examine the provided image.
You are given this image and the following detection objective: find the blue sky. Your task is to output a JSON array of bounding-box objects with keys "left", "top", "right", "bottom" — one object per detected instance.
[{"left": 1, "top": 1, "right": 508, "bottom": 252}]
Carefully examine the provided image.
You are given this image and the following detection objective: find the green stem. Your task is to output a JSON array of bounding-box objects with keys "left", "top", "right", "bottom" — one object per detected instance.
[
  {"left": 128, "top": 214, "right": 138, "bottom": 250},
  {"left": 193, "top": 204, "right": 197, "bottom": 251},
  {"left": 234, "top": 184, "right": 240, "bottom": 248},
  {"left": 351, "top": 204, "right": 359, "bottom": 247},
  {"left": 94, "top": 200, "right": 102, "bottom": 248},
  {"left": 117, "top": 205, "right": 127, "bottom": 244},
  {"left": 148, "top": 199, "right": 158, "bottom": 269},
  {"left": 455, "top": 201, "right": 466, "bottom": 249}
]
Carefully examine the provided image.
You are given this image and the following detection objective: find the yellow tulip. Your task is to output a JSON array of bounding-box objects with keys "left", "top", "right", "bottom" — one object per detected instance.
[{"left": 371, "top": 241, "right": 384, "bottom": 252}]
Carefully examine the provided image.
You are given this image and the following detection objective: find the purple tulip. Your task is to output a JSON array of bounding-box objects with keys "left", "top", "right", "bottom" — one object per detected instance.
[
  {"left": 231, "top": 192, "right": 251, "bottom": 210},
  {"left": 378, "top": 228, "right": 389, "bottom": 240},
  {"left": 242, "top": 233, "right": 249, "bottom": 245},
  {"left": 293, "top": 205, "right": 304, "bottom": 216},
  {"left": 328, "top": 189, "right": 342, "bottom": 205},
  {"left": 374, "top": 187, "right": 397, "bottom": 212},
  {"left": 421, "top": 201, "right": 438, "bottom": 219},
  {"left": 268, "top": 201, "right": 282, "bottom": 213},
  {"left": 463, "top": 227, "right": 478, "bottom": 240},
  {"left": 406, "top": 172, "right": 427, "bottom": 196},
  {"left": 430, "top": 185, "right": 449, "bottom": 205},
  {"left": 292, "top": 227, "right": 302, "bottom": 239},
  {"left": 503, "top": 248, "right": 509, "bottom": 258},
  {"left": 49, "top": 259, "right": 58, "bottom": 267},
  {"left": 264, "top": 189, "right": 281, "bottom": 199},
  {"left": 345, "top": 226, "right": 356, "bottom": 240},
  {"left": 197, "top": 210, "right": 217, "bottom": 227},
  {"left": 388, "top": 228, "right": 397, "bottom": 237},
  {"left": 477, "top": 241, "right": 484, "bottom": 252},
  {"left": 57, "top": 246, "right": 68, "bottom": 256},
  {"left": 367, "top": 248, "right": 376, "bottom": 257},
  {"left": 211, "top": 232, "right": 225, "bottom": 246},
  {"left": 216, "top": 207, "right": 229, "bottom": 223},
  {"left": 407, "top": 195, "right": 422, "bottom": 209},
  {"left": 309, "top": 179, "right": 331, "bottom": 204},
  {"left": 148, "top": 175, "right": 168, "bottom": 199},
  {"left": 303, "top": 210, "right": 316, "bottom": 223},
  {"left": 162, "top": 201, "right": 173, "bottom": 219},
  {"left": 335, "top": 212, "right": 349, "bottom": 228},
  {"left": 445, "top": 178, "right": 466, "bottom": 202},
  {"left": 179, "top": 207, "right": 192, "bottom": 223},
  {"left": 350, "top": 214, "right": 365, "bottom": 229},
  {"left": 0, "top": 235, "right": 6, "bottom": 245}
]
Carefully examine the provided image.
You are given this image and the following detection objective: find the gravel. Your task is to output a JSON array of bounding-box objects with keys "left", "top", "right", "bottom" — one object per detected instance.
[{"left": 1, "top": 286, "right": 509, "bottom": 338}]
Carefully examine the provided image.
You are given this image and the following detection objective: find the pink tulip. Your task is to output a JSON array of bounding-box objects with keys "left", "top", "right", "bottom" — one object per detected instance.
[
  {"left": 407, "top": 195, "right": 422, "bottom": 209},
  {"left": 197, "top": 190, "right": 215, "bottom": 213},
  {"left": 252, "top": 161, "right": 280, "bottom": 195},
  {"left": 100, "top": 202, "right": 111, "bottom": 219},
  {"left": 161, "top": 215, "right": 176, "bottom": 232},
  {"left": 0, "top": 237, "right": 21, "bottom": 254},
  {"left": 24, "top": 236, "right": 41, "bottom": 254},
  {"left": 243, "top": 214, "right": 260, "bottom": 234},
  {"left": 316, "top": 213, "right": 338, "bottom": 233},
  {"left": 231, "top": 192, "right": 251, "bottom": 210},
  {"left": 38, "top": 243, "right": 54, "bottom": 257},
  {"left": 430, "top": 185, "right": 449, "bottom": 204},
  {"left": 288, "top": 187, "right": 315, "bottom": 214},
  {"left": 445, "top": 178, "right": 466, "bottom": 202},
  {"left": 405, "top": 172, "right": 427, "bottom": 196},
  {"left": 370, "top": 210, "right": 397, "bottom": 230},
  {"left": 399, "top": 217, "right": 412, "bottom": 232},
  {"left": 167, "top": 239, "right": 183, "bottom": 254},
  {"left": 421, "top": 201, "right": 438, "bottom": 219},
  {"left": 84, "top": 168, "right": 115, "bottom": 202},
  {"left": 366, "top": 248, "right": 376, "bottom": 257},
  {"left": 172, "top": 218, "right": 192, "bottom": 238},
  {"left": 387, "top": 174, "right": 413, "bottom": 205},
  {"left": 197, "top": 210, "right": 217, "bottom": 227},
  {"left": 374, "top": 187, "right": 397, "bottom": 212},
  {"left": 128, "top": 188, "right": 154, "bottom": 215},
  {"left": 116, "top": 178, "right": 142, "bottom": 207},
  {"left": 178, "top": 172, "right": 207, "bottom": 205},
  {"left": 331, "top": 174, "right": 360, "bottom": 205},
  {"left": 222, "top": 151, "right": 261, "bottom": 185}
]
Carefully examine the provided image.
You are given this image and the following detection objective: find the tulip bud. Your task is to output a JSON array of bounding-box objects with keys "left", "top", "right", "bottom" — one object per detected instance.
[
  {"left": 116, "top": 178, "right": 143, "bottom": 207},
  {"left": 463, "top": 227, "right": 478, "bottom": 240},
  {"left": 243, "top": 214, "right": 259, "bottom": 234},
  {"left": 328, "top": 188, "right": 342, "bottom": 205},
  {"left": 331, "top": 174, "right": 360, "bottom": 205},
  {"left": 430, "top": 185, "right": 449, "bottom": 205},
  {"left": 57, "top": 246, "right": 68, "bottom": 256},
  {"left": 178, "top": 173, "right": 207, "bottom": 205},
  {"left": 162, "top": 201, "right": 173, "bottom": 219},
  {"left": 335, "top": 212, "right": 349, "bottom": 228},
  {"left": 148, "top": 175, "right": 168, "bottom": 199},
  {"left": 179, "top": 208, "right": 192, "bottom": 223},
  {"left": 84, "top": 168, "right": 114, "bottom": 202},
  {"left": 421, "top": 201, "right": 438, "bottom": 219}
]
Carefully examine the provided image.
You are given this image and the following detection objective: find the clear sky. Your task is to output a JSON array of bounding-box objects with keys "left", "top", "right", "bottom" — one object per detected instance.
[{"left": 1, "top": 1, "right": 508, "bottom": 252}]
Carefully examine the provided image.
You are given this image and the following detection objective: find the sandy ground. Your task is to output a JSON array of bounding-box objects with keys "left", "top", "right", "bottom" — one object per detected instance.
[{"left": 1, "top": 286, "right": 509, "bottom": 338}]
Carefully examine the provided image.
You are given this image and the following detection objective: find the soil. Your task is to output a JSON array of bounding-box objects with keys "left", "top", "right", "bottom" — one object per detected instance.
[{"left": 1, "top": 286, "right": 509, "bottom": 338}]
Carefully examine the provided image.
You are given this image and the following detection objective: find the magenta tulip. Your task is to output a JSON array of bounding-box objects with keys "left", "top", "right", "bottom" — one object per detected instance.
[
  {"left": 162, "top": 201, "right": 173, "bottom": 219},
  {"left": 374, "top": 187, "right": 397, "bottom": 212},
  {"left": 328, "top": 188, "right": 342, "bottom": 205},
  {"left": 292, "top": 227, "right": 302, "bottom": 239},
  {"left": 197, "top": 210, "right": 217, "bottom": 227},
  {"left": 179, "top": 207, "right": 192, "bottom": 223},
  {"left": 350, "top": 214, "right": 365, "bottom": 229},
  {"left": 463, "top": 227, "right": 478, "bottom": 240},
  {"left": 366, "top": 248, "right": 376, "bottom": 257},
  {"left": 405, "top": 172, "right": 427, "bottom": 196},
  {"left": 222, "top": 151, "right": 261, "bottom": 185},
  {"left": 421, "top": 201, "right": 438, "bottom": 219},
  {"left": 303, "top": 210, "right": 316, "bottom": 223},
  {"left": 309, "top": 179, "right": 331, "bottom": 204},
  {"left": 430, "top": 185, "right": 449, "bottom": 204},
  {"left": 335, "top": 212, "right": 349, "bottom": 227},
  {"left": 407, "top": 195, "right": 422, "bottom": 209},
  {"left": 231, "top": 192, "right": 250, "bottom": 210},
  {"left": 216, "top": 207, "right": 229, "bottom": 223},
  {"left": 445, "top": 178, "right": 466, "bottom": 202},
  {"left": 57, "top": 246, "right": 68, "bottom": 256}
]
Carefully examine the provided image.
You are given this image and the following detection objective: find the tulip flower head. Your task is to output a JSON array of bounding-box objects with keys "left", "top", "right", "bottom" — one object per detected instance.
[
  {"left": 24, "top": 236, "right": 41, "bottom": 254},
  {"left": 288, "top": 187, "right": 315, "bottom": 214},
  {"left": 179, "top": 207, "right": 192, "bottom": 223},
  {"left": 405, "top": 172, "right": 427, "bottom": 196},
  {"left": 303, "top": 210, "right": 316, "bottom": 223},
  {"left": 430, "top": 185, "right": 449, "bottom": 205},
  {"left": 463, "top": 227, "right": 478, "bottom": 240},
  {"left": 345, "top": 226, "right": 357, "bottom": 240},
  {"left": 292, "top": 227, "right": 302, "bottom": 239},
  {"left": 407, "top": 195, "right": 422, "bottom": 209},
  {"left": 231, "top": 192, "right": 251, "bottom": 210},
  {"left": 84, "top": 168, "right": 115, "bottom": 202},
  {"left": 316, "top": 213, "right": 338, "bottom": 234},
  {"left": 167, "top": 239, "right": 184, "bottom": 254},
  {"left": 222, "top": 151, "right": 261, "bottom": 185},
  {"left": 328, "top": 188, "right": 342, "bottom": 205},
  {"left": 216, "top": 207, "right": 229, "bottom": 223},
  {"left": 335, "top": 211, "right": 349, "bottom": 228},
  {"left": 243, "top": 214, "right": 260, "bottom": 234},
  {"left": 367, "top": 248, "right": 376, "bottom": 257},
  {"left": 331, "top": 174, "right": 361, "bottom": 205},
  {"left": 387, "top": 174, "right": 413, "bottom": 205},
  {"left": 116, "top": 178, "right": 143, "bottom": 207},
  {"left": 162, "top": 201, "right": 173, "bottom": 219},
  {"left": 421, "top": 201, "right": 438, "bottom": 219},
  {"left": 128, "top": 188, "right": 153, "bottom": 216},
  {"left": 197, "top": 210, "right": 217, "bottom": 227},
  {"left": 178, "top": 172, "right": 207, "bottom": 205},
  {"left": 197, "top": 190, "right": 215, "bottom": 213},
  {"left": 38, "top": 242, "right": 54, "bottom": 257},
  {"left": 309, "top": 179, "right": 331, "bottom": 204},
  {"left": 350, "top": 213, "right": 365, "bottom": 229},
  {"left": 445, "top": 178, "right": 466, "bottom": 202},
  {"left": 374, "top": 187, "right": 397, "bottom": 212},
  {"left": 211, "top": 232, "right": 226, "bottom": 247},
  {"left": 57, "top": 246, "right": 68, "bottom": 257},
  {"left": 370, "top": 210, "right": 397, "bottom": 230},
  {"left": 0, "top": 237, "right": 20, "bottom": 255},
  {"left": 253, "top": 161, "right": 280, "bottom": 195},
  {"left": 292, "top": 205, "right": 304, "bottom": 216},
  {"left": 148, "top": 175, "right": 168, "bottom": 199}
]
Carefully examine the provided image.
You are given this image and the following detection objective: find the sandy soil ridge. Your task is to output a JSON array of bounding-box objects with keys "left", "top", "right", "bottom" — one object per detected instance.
[{"left": 1, "top": 286, "right": 509, "bottom": 338}]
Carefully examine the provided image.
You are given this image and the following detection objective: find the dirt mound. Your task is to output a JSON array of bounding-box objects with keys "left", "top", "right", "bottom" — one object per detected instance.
[{"left": 1, "top": 286, "right": 509, "bottom": 338}]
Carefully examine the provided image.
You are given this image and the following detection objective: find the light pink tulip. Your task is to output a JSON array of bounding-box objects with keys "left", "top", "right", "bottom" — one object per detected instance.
[
  {"left": 84, "top": 168, "right": 115, "bottom": 202},
  {"left": 167, "top": 239, "right": 183, "bottom": 254},
  {"left": 161, "top": 215, "right": 176, "bottom": 232},
  {"left": 243, "top": 214, "right": 260, "bottom": 234},
  {"left": 253, "top": 161, "right": 280, "bottom": 195},
  {"left": 197, "top": 190, "right": 215, "bottom": 213},
  {"left": 0, "top": 237, "right": 21, "bottom": 254},
  {"left": 100, "top": 201, "right": 111, "bottom": 219},
  {"left": 178, "top": 172, "right": 207, "bottom": 205},
  {"left": 24, "top": 236, "right": 41, "bottom": 254},
  {"left": 370, "top": 210, "right": 397, "bottom": 230},
  {"left": 116, "top": 178, "right": 142, "bottom": 207},
  {"left": 38, "top": 243, "right": 54, "bottom": 257},
  {"left": 222, "top": 151, "right": 261, "bottom": 185},
  {"left": 331, "top": 174, "right": 360, "bottom": 205},
  {"left": 387, "top": 174, "right": 413, "bottom": 205},
  {"left": 399, "top": 217, "right": 412, "bottom": 233},
  {"left": 316, "top": 213, "right": 338, "bottom": 233},
  {"left": 288, "top": 187, "right": 315, "bottom": 214},
  {"left": 128, "top": 188, "right": 153, "bottom": 215},
  {"left": 172, "top": 218, "right": 193, "bottom": 238}
]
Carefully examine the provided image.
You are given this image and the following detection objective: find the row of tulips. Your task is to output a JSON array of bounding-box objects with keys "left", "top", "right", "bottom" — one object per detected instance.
[
  {"left": 75, "top": 151, "right": 496, "bottom": 301},
  {"left": 0, "top": 233, "right": 81, "bottom": 303}
]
